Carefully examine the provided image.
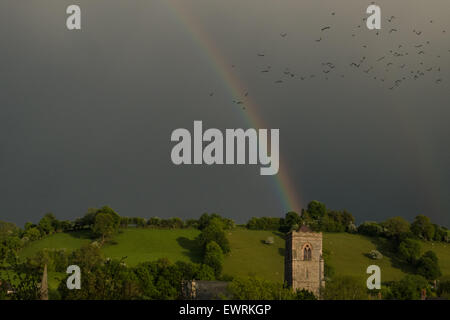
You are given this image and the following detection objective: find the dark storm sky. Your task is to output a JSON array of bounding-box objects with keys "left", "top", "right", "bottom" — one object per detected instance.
[{"left": 1, "top": 0, "right": 449, "bottom": 227}]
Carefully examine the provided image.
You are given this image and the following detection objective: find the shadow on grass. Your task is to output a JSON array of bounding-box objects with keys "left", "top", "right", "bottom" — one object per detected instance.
[
  {"left": 176, "top": 237, "right": 203, "bottom": 263},
  {"left": 66, "top": 230, "right": 95, "bottom": 240},
  {"left": 272, "top": 231, "right": 286, "bottom": 239},
  {"left": 367, "top": 237, "right": 416, "bottom": 275}
]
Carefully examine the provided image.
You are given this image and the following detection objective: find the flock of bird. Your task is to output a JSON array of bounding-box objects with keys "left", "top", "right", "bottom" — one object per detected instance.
[{"left": 208, "top": 9, "right": 449, "bottom": 110}]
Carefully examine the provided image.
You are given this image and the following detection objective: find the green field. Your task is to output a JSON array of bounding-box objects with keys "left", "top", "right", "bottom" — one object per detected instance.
[
  {"left": 16, "top": 227, "right": 450, "bottom": 285},
  {"left": 422, "top": 241, "right": 450, "bottom": 276},
  {"left": 222, "top": 228, "right": 285, "bottom": 282},
  {"left": 324, "top": 233, "right": 409, "bottom": 282},
  {"left": 19, "top": 231, "right": 92, "bottom": 259},
  {"left": 101, "top": 228, "right": 202, "bottom": 266}
]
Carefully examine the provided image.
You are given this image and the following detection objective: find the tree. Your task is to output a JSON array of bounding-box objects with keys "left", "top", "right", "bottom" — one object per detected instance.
[
  {"left": 93, "top": 213, "right": 116, "bottom": 243},
  {"left": 38, "top": 213, "right": 57, "bottom": 235},
  {"left": 197, "top": 218, "right": 230, "bottom": 254},
  {"left": 321, "top": 276, "right": 367, "bottom": 300},
  {"left": 306, "top": 201, "right": 327, "bottom": 220},
  {"left": 416, "top": 250, "right": 441, "bottom": 280},
  {"left": 382, "top": 216, "right": 410, "bottom": 240},
  {"left": 0, "top": 221, "right": 19, "bottom": 239},
  {"left": 293, "top": 289, "right": 317, "bottom": 300},
  {"left": 24, "top": 227, "right": 41, "bottom": 241},
  {"left": 397, "top": 239, "right": 421, "bottom": 264},
  {"left": 386, "top": 275, "right": 429, "bottom": 300},
  {"left": 358, "top": 222, "right": 383, "bottom": 237},
  {"left": 280, "top": 211, "right": 301, "bottom": 233},
  {"left": 432, "top": 224, "right": 447, "bottom": 242},
  {"left": 197, "top": 213, "right": 234, "bottom": 230},
  {"left": 96, "top": 206, "right": 121, "bottom": 228},
  {"left": 6, "top": 259, "right": 41, "bottom": 300},
  {"left": 228, "top": 277, "right": 309, "bottom": 300},
  {"left": 437, "top": 280, "right": 450, "bottom": 298},
  {"left": 203, "top": 241, "right": 224, "bottom": 277},
  {"left": 411, "top": 215, "right": 435, "bottom": 240}
]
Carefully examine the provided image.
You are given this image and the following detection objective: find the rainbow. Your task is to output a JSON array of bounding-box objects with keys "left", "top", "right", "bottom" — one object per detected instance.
[{"left": 166, "top": 0, "right": 303, "bottom": 214}]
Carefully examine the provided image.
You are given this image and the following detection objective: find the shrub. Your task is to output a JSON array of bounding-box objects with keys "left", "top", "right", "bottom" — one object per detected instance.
[
  {"left": 416, "top": 251, "right": 441, "bottom": 280},
  {"left": 246, "top": 217, "right": 281, "bottom": 231},
  {"left": 228, "top": 277, "right": 315, "bottom": 300},
  {"left": 385, "top": 275, "right": 429, "bottom": 300},
  {"left": 358, "top": 222, "right": 383, "bottom": 237},
  {"left": 203, "top": 241, "right": 224, "bottom": 277},
  {"left": 411, "top": 215, "right": 434, "bottom": 241},
  {"left": 197, "top": 218, "right": 230, "bottom": 254},
  {"left": 320, "top": 276, "right": 367, "bottom": 300},
  {"left": 397, "top": 239, "right": 421, "bottom": 264}
]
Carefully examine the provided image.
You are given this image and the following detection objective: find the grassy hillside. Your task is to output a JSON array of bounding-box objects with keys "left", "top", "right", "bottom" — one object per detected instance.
[
  {"left": 222, "top": 228, "right": 285, "bottom": 282},
  {"left": 16, "top": 227, "right": 450, "bottom": 285},
  {"left": 422, "top": 241, "right": 450, "bottom": 276},
  {"left": 101, "top": 228, "right": 202, "bottom": 266},
  {"left": 324, "top": 233, "right": 408, "bottom": 282},
  {"left": 19, "top": 231, "right": 92, "bottom": 259}
]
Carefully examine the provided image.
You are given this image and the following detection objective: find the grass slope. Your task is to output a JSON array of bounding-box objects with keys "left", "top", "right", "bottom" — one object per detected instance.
[
  {"left": 324, "top": 233, "right": 407, "bottom": 282},
  {"left": 16, "top": 228, "right": 450, "bottom": 284},
  {"left": 222, "top": 228, "right": 285, "bottom": 282},
  {"left": 101, "top": 228, "right": 202, "bottom": 266},
  {"left": 19, "top": 231, "right": 91, "bottom": 259}
]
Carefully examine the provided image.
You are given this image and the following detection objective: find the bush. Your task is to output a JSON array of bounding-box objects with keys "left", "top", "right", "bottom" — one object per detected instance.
[
  {"left": 382, "top": 217, "right": 410, "bottom": 240},
  {"left": 321, "top": 276, "right": 367, "bottom": 300},
  {"left": 197, "top": 218, "right": 230, "bottom": 254},
  {"left": 246, "top": 217, "right": 281, "bottom": 231},
  {"left": 385, "top": 275, "right": 429, "bottom": 300},
  {"left": 416, "top": 251, "right": 441, "bottom": 280},
  {"left": 411, "top": 215, "right": 434, "bottom": 241},
  {"left": 437, "top": 280, "right": 450, "bottom": 298},
  {"left": 397, "top": 239, "right": 421, "bottom": 264},
  {"left": 203, "top": 241, "right": 224, "bottom": 277},
  {"left": 358, "top": 222, "right": 383, "bottom": 237},
  {"left": 279, "top": 211, "right": 302, "bottom": 233},
  {"left": 228, "top": 277, "right": 315, "bottom": 300}
]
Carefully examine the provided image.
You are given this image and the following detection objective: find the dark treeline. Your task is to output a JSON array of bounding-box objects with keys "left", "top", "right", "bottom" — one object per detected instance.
[{"left": 245, "top": 200, "right": 449, "bottom": 244}]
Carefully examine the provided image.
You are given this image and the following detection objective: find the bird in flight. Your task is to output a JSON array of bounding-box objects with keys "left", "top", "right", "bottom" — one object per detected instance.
[
  {"left": 257, "top": 53, "right": 265, "bottom": 57},
  {"left": 315, "top": 37, "right": 322, "bottom": 42},
  {"left": 387, "top": 16, "right": 395, "bottom": 22},
  {"left": 321, "top": 26, "right": 331, "bottom": 31},
  {"left": 280, "top": 33, "right": 287, "bottom": 37}
]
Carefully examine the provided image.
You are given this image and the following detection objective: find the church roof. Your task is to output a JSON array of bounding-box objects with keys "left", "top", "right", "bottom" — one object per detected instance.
[{"left": 298, "top": 225, "right": 312, "bottom": 232}]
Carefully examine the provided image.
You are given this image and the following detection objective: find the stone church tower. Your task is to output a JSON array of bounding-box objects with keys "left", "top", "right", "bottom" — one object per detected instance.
[{"left": 284, "top": 225, "right": 325, "bottom": 297}]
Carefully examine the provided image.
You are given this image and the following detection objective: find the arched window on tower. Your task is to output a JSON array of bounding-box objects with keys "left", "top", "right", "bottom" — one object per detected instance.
[{"left": 303, "top": 244, "right": 312, "bottom": 261}]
